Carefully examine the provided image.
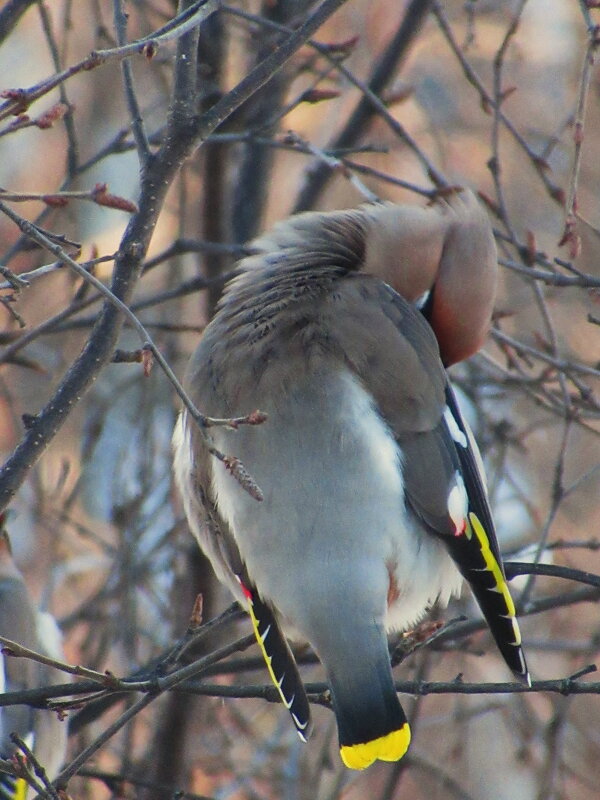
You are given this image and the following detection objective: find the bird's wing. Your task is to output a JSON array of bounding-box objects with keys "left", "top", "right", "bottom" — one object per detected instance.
[
  {"left": 174, "top": 407, "right": 312, "bottom": 742},
  {"left": 436, "top": 385, "right": 530, "bottom": 683},
  {"left": 323, "top": 277, "right": 528, "bottom": 684},
  {"left": 400, "top": 384, "right": 529, "bottom": 683},
  {"left": 236, "top": 577, "right": 312, "bottom": 741}
]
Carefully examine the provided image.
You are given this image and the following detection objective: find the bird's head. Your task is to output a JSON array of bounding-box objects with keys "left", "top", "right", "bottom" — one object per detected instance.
[{"left": 362, "top": 189, "right": 498, "bottom": 366}]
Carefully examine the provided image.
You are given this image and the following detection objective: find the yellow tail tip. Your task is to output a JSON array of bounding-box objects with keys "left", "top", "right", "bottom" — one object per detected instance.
[{"left": 340, "top": 723, "right": 411, "bottom": 770}]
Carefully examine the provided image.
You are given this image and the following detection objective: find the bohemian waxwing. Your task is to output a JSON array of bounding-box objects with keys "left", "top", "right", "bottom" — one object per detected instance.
[
  {"left": 0, "top": 530, "right": 68, "bottom": 799},
  {"left": 173, "top": 189, "right": 529, "bottom": 770}
]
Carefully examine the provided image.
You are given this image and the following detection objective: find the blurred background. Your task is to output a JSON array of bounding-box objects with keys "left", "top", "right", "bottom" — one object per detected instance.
[{"left": 0, "top": 1, "right": 599, "bottom": 798}]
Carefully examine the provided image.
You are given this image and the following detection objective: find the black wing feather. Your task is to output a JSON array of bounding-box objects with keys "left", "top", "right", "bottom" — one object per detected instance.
[
  {"left": 442, "top": 385, "right": 530, "bottom": 685},
  {"left": 236, "top": 576, "right": 312, "bottom": 740}
]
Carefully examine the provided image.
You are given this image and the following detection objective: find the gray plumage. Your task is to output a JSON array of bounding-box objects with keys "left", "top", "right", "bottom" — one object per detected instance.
[{"left": 173, "top": 190, "right": 527, "bottom": 768}]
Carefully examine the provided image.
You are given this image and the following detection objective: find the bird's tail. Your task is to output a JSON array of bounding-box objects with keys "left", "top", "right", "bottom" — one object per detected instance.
[{"left": 321, "top": 621, "right": 410, "bottom": 770}]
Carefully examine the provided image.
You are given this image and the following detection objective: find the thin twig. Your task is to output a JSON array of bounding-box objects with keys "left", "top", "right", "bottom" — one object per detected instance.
[
  {"left": 0, "top": 198, "right": 266, "bottom": 499},
  {"left": 432, "top": 0, "right": 564, "bottom": 204},
  {"left": 560, "top": 27, "right": 600, "bottom": 257},
  {"left": 0, "top": 635, "right": 110, "bottom": 684},
  {"left": 113, "top": 0, "right": 150, "bottom": 164},
  {"left": 0, "top": 0, "right": 220, "bottom": 123}
]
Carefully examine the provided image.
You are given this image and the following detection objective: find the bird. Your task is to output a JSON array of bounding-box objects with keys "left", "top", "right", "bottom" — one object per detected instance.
[
  {"left": 0, "top": 527, "right": 68, "bottom": 799},
  {"left": 172, "top": 188, "right": 529, "bottom": 770}
]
